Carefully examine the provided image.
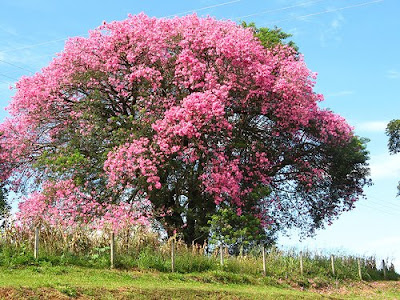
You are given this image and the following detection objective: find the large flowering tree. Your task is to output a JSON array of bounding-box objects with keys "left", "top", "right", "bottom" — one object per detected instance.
[{"left": 0, "top": 14, "right": 369, "bottom": 244}]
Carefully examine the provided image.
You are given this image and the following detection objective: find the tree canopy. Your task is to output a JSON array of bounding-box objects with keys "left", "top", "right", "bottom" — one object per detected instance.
[{"left": 0, "top": 14, "right": 370, "bottom": 245}]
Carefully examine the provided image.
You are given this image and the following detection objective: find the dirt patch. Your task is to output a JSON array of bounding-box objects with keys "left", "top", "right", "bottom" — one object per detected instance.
[
  {"left": 0, "top": 287, "right": 244, "bottom": 300},
  {"left": 0, "top": 287, "right": 70, "bottom": 299},
  {"left": 312, "top": 281, "right": 400, "bottom": 298},
  {"left": 1, "top": 281, "right": 398, "bottom": 299}
]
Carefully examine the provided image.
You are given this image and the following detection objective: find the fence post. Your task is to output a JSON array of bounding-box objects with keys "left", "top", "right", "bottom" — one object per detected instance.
[
  {"left": 262, "top": 245, "right": 266, "bottom": 276},
  {"left": 110, "top": 231, "right": 115, "bottom": 269},
  {"left": 382, "top": 259, "right": 387, "bottom": 280},
  {"left": 34, "top": 227, "right": 39, "bottom": 260},
  {"left": 357, "top": 258, "right": 362, "bottom": 280},
  {"left": 331, "top": 254, "right": 335, "bottom": 276},
  {"left": 299, "top": 251, "right": 304, "bottom": 276},
  {"left": 171, "top": 238, "right": 175, "bottom": 272},
  {"left": 203, "top": 240, "right": 208, "bottom": 256},
  {"left": 220, "top": 243, "right": 224, "bottom": 266}
]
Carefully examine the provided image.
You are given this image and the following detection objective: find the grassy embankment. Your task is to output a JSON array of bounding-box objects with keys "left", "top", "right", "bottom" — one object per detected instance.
[
  {"left": 0, "top": 228, "right": 398, "bottom": 298},
  {"left": 0, "top": 265, "right": 399, "bottom": 299}
]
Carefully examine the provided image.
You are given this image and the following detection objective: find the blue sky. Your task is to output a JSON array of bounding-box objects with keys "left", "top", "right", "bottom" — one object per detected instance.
[{"left": 1, "top": 0, "right": 399, "bottom": 269}]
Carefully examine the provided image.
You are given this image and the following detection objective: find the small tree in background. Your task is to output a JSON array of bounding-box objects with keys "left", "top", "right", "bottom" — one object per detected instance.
[
  {"left": 241, "top": 21, "right": 299, "bottom": 52},
  {"left": 386, "top": 119, "right": 400, "bottom": 193}
]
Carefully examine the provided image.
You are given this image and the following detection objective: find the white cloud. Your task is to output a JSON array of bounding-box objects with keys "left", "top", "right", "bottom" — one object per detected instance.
[
  {"left": 331, "top": 18, "right": 340, "bottom": 29},
  {"left": 355, "top": 121, "right": 388, "bottom": 133},
  {"left": 330, "top": 14, "right": 344, "bottom": 29},
  {"left": 319, "top": 13, "right": 345, "bottom": 47},
  {"left": 369, "top": 153, "right": 400, "bottom": 180},
  {"left": 287, "top": 27, "right": 302, "bottom": 37},
  {"left": 387, "top": 70, "right": 400, "bottom": 79},
  {"left": 0, "top": 23, "right": 17, "bottom": 37}
]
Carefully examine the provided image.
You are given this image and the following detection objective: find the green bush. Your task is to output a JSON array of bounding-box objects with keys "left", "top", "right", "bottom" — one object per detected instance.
[
  {"left": 175, "top": 252, "right": 217, "bottom": 273},
  {"left": 137, "top": 248, "right": 168, "bottom": 272}
]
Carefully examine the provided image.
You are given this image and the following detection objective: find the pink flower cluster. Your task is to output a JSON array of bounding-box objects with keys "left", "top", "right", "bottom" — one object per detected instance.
[
  {"left": 17, "top": 180, "right": 151, "bottom": 233},
  {"left": 104, "top": 138, "right": 161, "bottom": 190}
]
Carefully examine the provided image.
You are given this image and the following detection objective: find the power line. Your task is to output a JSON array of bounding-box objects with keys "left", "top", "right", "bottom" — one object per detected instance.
[
  {"left": 357, "top": 204, "right": 396, "bottom": 217},
  {"left": 0, "top": 79, "right": 11, "bottom": 85},
  {"left": 0, "top": 0, "right": 386, "bottom": 83},
  {"left": 0, "top": 24, "right": 17, "bottom": 37},
  {"left": 357, "top": 202, "right": 399, "bottom": 217},
  {"left": 0, "top": 0, "right": 384, "bottom": 57},
  {"left": 362, "top": 197, "right": 400, "bottom": 211},
  {"left": 0, "top": 59, "right": 34, "bottom": 74},
  {"left": 365, "top": 202, "right": 400, "bottom": 214},
  {"left": 0, "top": 72, "right": 18, "bottom": 81},
  {"left": 264, "top": 0, "right": 384, "bottom": 25},
  {"left": 0, "top": 1, "right": 243, "bottom": 76},
  {"left": 164, "top": 0, "right": 241, "bottom": 18},
  {"left": 1, "top": 0, "right": 234, "bottom": 77},
  {"left": 365, "top": 196, "right": 400, "bottom": 212},
  {"left": 236, "top": 0, "right": 325, "bottom": 20},
  {"left": 368, "top": 196, "right": 400, "bottom": 208},
  {"left": 0, "top": 0, "right": 241, "bottom": 56},
  {"left": 0, "top": 36, "right": 79, "bottom": 54}
]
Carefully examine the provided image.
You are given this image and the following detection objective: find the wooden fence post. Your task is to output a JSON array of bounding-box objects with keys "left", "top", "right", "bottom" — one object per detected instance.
[
  {"left": 171, "top": 238, "right": 175, "bottom": 272},
  {"left": 357, "top": 258, "right": 362, "bottom": 280},
  {"left": 34, "top": 227, "right": 39, "bottom": 260},
  {"left": 262, "top": 245, "right": 266, "bottom": 276},
  {"left": 299, "top": 251, "right": 304, "bottom": 276},
  {"left": 382, "top": 259, "right": 387, "bottom": 280},
  {"left": 110, "top": 231, "right": 115, "bottom": 269},
  {"left": 203, "top": 240, "right": 208, "bottom": 256},
  {"left": 220, "top": 243, "right": 224, "bottom": 266},
  {"left": 331, "top": 254, "right": 335, "bottom": 276}
]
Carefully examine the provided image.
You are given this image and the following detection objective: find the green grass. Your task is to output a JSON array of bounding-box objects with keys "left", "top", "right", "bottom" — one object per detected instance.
[
  {"left": 0, "top": 265, "right": 321, "bottom": 299},
  {"left": 0, "top": 265, "right": 399, "bottom": 299}
]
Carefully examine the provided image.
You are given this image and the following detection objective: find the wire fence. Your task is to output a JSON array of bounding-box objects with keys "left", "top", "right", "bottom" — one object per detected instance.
[{"left": 0, "top": 225, "right": 397, "bottom": 282}]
